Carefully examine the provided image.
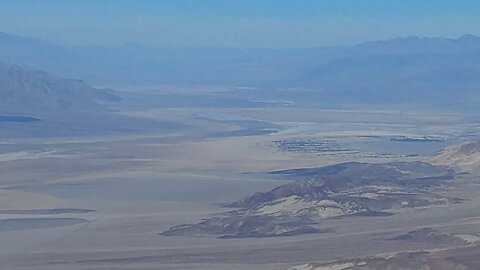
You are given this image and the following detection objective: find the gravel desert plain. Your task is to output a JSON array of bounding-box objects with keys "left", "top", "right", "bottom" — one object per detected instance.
[{"left": 3, "top": 102, "right": 480, "bottom": 270}]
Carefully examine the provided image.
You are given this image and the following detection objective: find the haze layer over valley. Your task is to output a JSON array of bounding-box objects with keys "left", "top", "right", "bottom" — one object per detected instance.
[{"left": 2, "top": 24, "right": 480, "bottom": 270}]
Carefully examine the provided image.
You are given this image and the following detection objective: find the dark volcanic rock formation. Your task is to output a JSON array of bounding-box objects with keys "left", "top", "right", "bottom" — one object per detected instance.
[
  {"left": 391, "top": 228, "right": 467, "bottom": 245},
  {"left": 162, "top": 161, "right": 460, "bottom": 239},
  {"left": 160, "top": 215, "right": 329, "bottom": 239}
]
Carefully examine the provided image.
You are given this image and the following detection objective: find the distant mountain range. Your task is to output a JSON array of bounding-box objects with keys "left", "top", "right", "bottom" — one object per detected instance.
[
  {"left": 2, "top": 32, "right": 480, "bottom": 110},
  {"left": 0, "top": 61, "right": 120, "bottom": 114}
]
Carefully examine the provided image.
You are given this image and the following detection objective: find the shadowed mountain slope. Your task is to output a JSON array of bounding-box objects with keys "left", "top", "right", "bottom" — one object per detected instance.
[{"left": 0, "top": 62, "right": 120, "bottom": 114}]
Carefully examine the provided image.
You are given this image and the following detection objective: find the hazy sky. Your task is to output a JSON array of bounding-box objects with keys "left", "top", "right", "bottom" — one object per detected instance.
[{"left": 1, "top": 0, "right": 480, "bottom": 48}]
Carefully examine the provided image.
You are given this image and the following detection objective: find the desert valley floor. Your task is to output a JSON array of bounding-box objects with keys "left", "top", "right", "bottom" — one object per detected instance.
[{"left": 2, "top": 108, "right": 480, "bottom": 270}]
